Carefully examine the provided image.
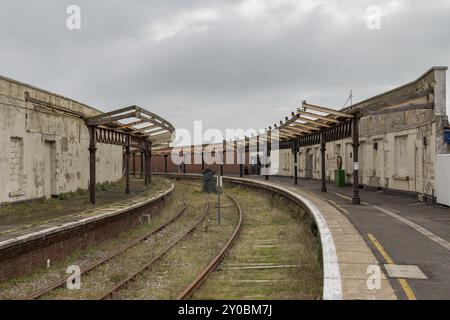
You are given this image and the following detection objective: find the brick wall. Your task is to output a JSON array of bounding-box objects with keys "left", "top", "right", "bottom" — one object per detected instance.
[
  {"left": 0, "top": 193, "right": 170, "bottom": 282},
  {"left": 149, "top": 151, "right": 253, "bottom": 175}
]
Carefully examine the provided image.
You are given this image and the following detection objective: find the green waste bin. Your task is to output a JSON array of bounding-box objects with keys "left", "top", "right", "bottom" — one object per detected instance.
[{"left": 335, "top": 169, "right": 345, "bottom": 187}]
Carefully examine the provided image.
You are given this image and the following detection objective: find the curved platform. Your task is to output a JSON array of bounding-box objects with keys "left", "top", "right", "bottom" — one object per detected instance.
[
  {"left": 157, "top": 173, "right": 397, "bottom": 300},
  {"left": 233, "top": 177, "right": 397, "bottom": 300},
  {"left": 0, "top": 184, "right": 174, "bottom": 281}
]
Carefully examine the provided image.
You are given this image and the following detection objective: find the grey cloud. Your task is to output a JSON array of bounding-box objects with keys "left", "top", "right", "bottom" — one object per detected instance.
[{"left": 0, "top": 0, "right": 449, "bottom": 137}]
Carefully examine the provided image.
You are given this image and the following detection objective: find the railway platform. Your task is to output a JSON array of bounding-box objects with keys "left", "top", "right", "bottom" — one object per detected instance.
[
  {"left": 248, "top": 175, "right": 450, "bottom": 300},
  {"left": 0, "top": 181, "right": 174, "bottom": 282}
]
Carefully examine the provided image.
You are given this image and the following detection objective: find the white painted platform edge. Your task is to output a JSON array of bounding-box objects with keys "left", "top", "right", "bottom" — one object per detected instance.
[
  {"left": 154, "top": 173, "right": 343, "bottom": 300},
  {"left": 230, "top": 177, "right": 343, "bottom": 300}
]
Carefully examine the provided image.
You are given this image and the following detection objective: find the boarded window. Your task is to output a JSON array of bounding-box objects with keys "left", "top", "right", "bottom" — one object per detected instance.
[
  {"left": 9, "top": 137, "right": 25, "bottom": 195},
  {"left": 395, "top": 135, "right": 408, "bottom": 177}
]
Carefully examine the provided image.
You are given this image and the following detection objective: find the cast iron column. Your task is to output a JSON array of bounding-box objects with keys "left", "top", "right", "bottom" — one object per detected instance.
[
  {"left": 293, "top": 140, "right": 298, "bottom": 185},
  {"left": 239, "top": 139, "right": 244, "bottom": 178},
  {"left": 220, "top": 141, "right": 225, "bottom": 177},
  {"left": 148, "top": 142, "right": 152, "bottom": 182},
  {"left": 144, "top": 142, "right": 149, "bottom": 186},
  {"left": 201, "top": 150, "right": 205, "bottom": 171},
  {"left": 125, "top": 135, "right": 131, "bottom": 194},
  {"left": 265, "top": 130, "right": 271, "bottom": 181},
  {"left": 132, "top": 152, "right": 136, "bottom": 177},
  {"left": 140, "top": 151, "right": 144, "bottom": 178},
  {"left": 164, "top": 154, "right": 168, "bottom": 173},
  {"left": 352, "top": 115, "right": 361, "bottom": 204},
  {"left": 256, "top": 135, "right": 260, "bottom": 175},
  {"left": 320, "top": 132, "right": 327, "bottom": 192},
  {"left": 88, "top": 125, "right": 97, "bottom": 204}
]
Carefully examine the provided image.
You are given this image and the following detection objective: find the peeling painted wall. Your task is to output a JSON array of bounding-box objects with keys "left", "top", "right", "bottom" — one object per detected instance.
[
  {"left": 274, "top": 67, "right": 449, "bottom": 198},
  {"left": 0, "top": 76, "right": 123, "bottom": 204}
]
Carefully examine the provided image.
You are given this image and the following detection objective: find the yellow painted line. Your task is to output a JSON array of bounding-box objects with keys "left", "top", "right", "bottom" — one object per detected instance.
[
  {"left": 295, "top": 187, "right": 349, "bottom": 215},
  {"left": 368, "top": 233, "right": 417, "bottom": 300},
  {"left": 368, "top": 234, "right": 394, "bottom": 264},
  {"left": 328, "top": 200, "right": 349, "bottom": 215},
  {"left": 398, "top": 279, "right": 417, "bottom": 301}
]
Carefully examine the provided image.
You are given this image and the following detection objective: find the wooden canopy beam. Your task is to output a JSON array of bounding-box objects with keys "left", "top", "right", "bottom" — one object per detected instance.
[
  {"left": 297, "top": 115, "right": 332, "bottom": 128},
  {"left": 87, "top": 111, "right": 139, "bottom": 126},
  {"left": 296, "top": 110, "right": 341, "bottom": 124},
  {"left": 85, "top": 106, "right": 137, "bottom": 124},
  {"left": 131, "top": 124, "right": 160, "bottom": 134},
  {"left": 116, "top": 120, "right": 146, "bottom": 130},
  {"left": 293, "top": 120, "right": 321, "bottom": 131},
  {"left": 283, "top": 125, "right": 310, "bottom": 135},
  {"left": 302, "top": 101, "right": 353, "bottom": 119}
]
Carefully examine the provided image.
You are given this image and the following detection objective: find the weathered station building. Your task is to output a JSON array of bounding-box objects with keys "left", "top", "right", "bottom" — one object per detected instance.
[
  {"left": 278, "top": 67, "right": 449, "bottom": 201},
  {"left": 0, "top": 76, "right": 123, "bottom": 204},
  {"left": 0, "top": 76, "right": 174, "bottom": 205},
  {"left": 152, "top": 67, "right": 449, "bottom": 204}
]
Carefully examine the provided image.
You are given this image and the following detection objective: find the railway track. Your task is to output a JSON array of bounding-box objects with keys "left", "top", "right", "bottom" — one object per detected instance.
[
  {"left": 177, "top": 193, "right": 243, "bottom": 300},
  {"left": 99, "top": 200, "right": 210, "bottom": 300},
  {"left": 24, "top": 204, "right": 188, "bottom": 300}
]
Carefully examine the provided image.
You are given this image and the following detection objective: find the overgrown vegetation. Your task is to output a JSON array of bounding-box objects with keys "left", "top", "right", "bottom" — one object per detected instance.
[
  {"left": 192, "top": 183, "right": 323, "bottom": 300},
  {"left": 0, "top": 179, "right": 323, "bottom": 300},
  {"left": 0, "top": 177, "right": 172, "bottom": 235}
]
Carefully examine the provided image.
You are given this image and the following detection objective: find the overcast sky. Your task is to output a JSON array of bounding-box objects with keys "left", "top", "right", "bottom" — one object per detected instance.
[{"left": 1, "top": 0, "right": 449, "bottom": 139}]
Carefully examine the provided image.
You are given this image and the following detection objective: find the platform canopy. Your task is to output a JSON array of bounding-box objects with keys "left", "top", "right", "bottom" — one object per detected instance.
[
  {"left": 269, "top": 101, "right": 354, "bottom": 146},
  {"left": 85, "top": 105, "right": 175, "bottom": 150},
  {"left": 152, "top": 101, "right": 355, "bottom": 156},
  {"left": 84, "top": 105, "right": 175, "bottom": 204}
]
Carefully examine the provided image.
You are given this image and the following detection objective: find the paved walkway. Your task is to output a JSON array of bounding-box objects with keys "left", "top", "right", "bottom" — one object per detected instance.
[
  {"left": 0, "top": 184, "right": 174, "bottom": 248},
  {"left": 249, "top": 175, "right": 450, "bottom": 300}
]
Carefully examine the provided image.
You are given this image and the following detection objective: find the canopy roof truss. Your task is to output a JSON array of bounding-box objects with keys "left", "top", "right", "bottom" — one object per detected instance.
[
  {"left": 85, "top": 105, "right": 175, "bottom": 150},
  {"left": 84, "top": 105, "right": 175, "bottom": 204}
]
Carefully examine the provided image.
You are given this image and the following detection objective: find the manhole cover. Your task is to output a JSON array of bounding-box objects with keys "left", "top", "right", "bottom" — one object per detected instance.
[{"left": 384, "top": 264, "right": 427, "bottom": 279}]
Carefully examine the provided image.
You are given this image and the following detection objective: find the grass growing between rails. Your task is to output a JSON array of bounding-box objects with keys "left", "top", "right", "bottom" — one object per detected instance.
[
  {"left": 192, "top": 183, "right": 323, "bottom": 300},
  {"left": 0, "top": 181, "right": 186, "bottom": 300},
  {"left": 112, "top": 190, "right": 240, "bottom": 299}
]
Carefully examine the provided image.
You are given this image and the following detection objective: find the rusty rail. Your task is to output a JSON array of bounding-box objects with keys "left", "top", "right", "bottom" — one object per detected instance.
[
  {"left": 24, "top": 204, "right": 187, "bottom": 300},
  {"left": 99, "top": 200, "right": 210, "bottom": 300},
  {"left": 177, "top": 193, "right": 243, "bottom": 300}
]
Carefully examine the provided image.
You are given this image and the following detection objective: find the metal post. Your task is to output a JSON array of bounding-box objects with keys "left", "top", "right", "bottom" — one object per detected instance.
[
  {"left": 140, "top": 151, "right": 144, "bottom": 178},
  {"left": 217, "top": 172, "right": 222, "bottom": 225},
  {"left": 88, "top": 125, "right": 97, "bottom": 204},
  {"left": 235, "top": 140, "right": 242, "bottom": 177},
  {"left": 256, "top": 135, "right": 260, "bottom": 175},
  {"left": 201, "top": 150, "right": 205, "bottom": 171},
  {"left": 265, "top": 130, "right": 270, "bottom": 181},
  {"left": 144, "top": 142, "right": 149, "bottom": 186},
  {"left": 220, "top": 140, "right": 225, "bottom": 176},
  {"left": 293, "top": 140, "right": 298, "bottom": 185},
  {"left": 320, "top": 132, "right": 327, "bottom": 192},
  {"left": 164, "top": 154, "right": 168, "bottom": 173},
  {"left": 132, "top": 152, "right": 136, "bottom": 177},
  {"left": 148, "top": 142, "right": 152, "bottom": 182},
  {"left": 352, "top": 115, "right": 361, "bottom": 204},
  {"left": 125, "top": 135, "right": 131, "bottom": 194}
]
